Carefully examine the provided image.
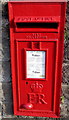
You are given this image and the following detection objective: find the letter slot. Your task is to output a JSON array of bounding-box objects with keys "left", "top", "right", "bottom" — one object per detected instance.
[{"left": 14, "top": 21, "right": 59, "bottom": 32}]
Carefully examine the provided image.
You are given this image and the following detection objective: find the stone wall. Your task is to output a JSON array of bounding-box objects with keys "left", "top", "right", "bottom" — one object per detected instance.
[{"left": 0, "top": 0, "right": 69, "bottom": 119}]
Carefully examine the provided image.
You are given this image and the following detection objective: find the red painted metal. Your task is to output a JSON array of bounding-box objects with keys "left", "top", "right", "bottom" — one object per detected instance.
[{"left": 8, "top": 1, "right": 66, "bottom": 118}]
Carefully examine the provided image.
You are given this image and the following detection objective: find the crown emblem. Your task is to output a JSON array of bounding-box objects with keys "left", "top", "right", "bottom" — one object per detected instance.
[{"left": 30, "top": 82, "right": 43, "bottom": 93}]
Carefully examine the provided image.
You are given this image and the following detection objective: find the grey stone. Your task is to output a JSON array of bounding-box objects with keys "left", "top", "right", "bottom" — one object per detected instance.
[
  {"left": 0, "top": 101, "right": 2, "bottom": 117},
  {"left": 0, "top": 61, "right": 3, "bottom": 82},
  {"left": 67, "top": 16, "right": 69, "bottom": 22},
  {"left": 0, "top": 48, "right": 3, "bottom": 61},
  {"left": 60, "top": 103, "right": 68, "bottom": 118},
  {"left": 2, "top": 2, "right": 8, "bottom": 19},
  {"left": 2, "top": 83, "right": 13, "bottom": 118},
  {"left": 0, "top": 61, "right": 11, "bottom": 82},
  {"left": 0, "top": 3, "right": 2, "bottom": 12},
  {"left": 66, "top": 22, "right": 69, "bottom": 30},
  {"left": 0, "top": 82, "right": 13, "bottom": 118},
  {"left": 0, "top": 45, "right": 10, "bottom": 61},
  {"left": 62, "top": 63, "right": 69, "bottom": 84},
  {"left": 60, "top": 84, "right": 69, "bottom": 117},
  {"left": 62, "top": 84, "right": 69, "bottom": 100},
  {"left": 2, "top": 82, "right": 13, "bottom": 103},
  {"left": 2, "top": 0, "right": 9, "bottom": 2},
  {"left": 67, "top": 105, "right": 69, "bottom": 112},
  {"left": 0, "top": 17, "right": 10, "bottom": 62},
  {"left": 2, "top": 117, "right": 17, "bottom": 120},
  {"left": 67, "top": 41, "right": 69, "bottom": 59},
  {"left": 64, "top": 37, "right": 69, "bottom": 61},
  {"left": 2, "top": 117, "right": 47, "bottom": 120},
  {"left": 2, "top": 102, "right": 13, "bottom": 118},
  {"left": 0, "top": 83, "right": 3, "bottom": 101},
  {"left": 1, "top": 18, "right": 10, "bottom": 61},
  {"left": 1, "top": 3, "right": 10, "bottom": 62}
]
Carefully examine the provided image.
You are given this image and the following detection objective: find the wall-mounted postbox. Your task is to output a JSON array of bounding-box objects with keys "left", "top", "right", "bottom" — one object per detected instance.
[{"left": 8, "top": 1, "right": 66, "bottom": 118}]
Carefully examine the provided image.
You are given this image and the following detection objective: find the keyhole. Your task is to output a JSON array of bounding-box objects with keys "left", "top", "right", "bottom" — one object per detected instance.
[{"left": 26, "top": 82, "right": 28, "bottom": 84}]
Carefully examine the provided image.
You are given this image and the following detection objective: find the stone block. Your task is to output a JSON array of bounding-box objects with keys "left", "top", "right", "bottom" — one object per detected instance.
[
  {"left": 0, "top": 47, "right": 3, "bottom": 61},
  {"left": 64, "top": 37, "right": 69, "bottom": 61},
  {"left": 0, "top": 101, "right": 2, "bottom": 117},
  {"left": 60, "top": 99, "right": 69, "bottom": 118},
  {"left": 1, "top": 3, "right": 10, "bottom": 62},
  {"left": 64, "top": 46, "right": 67, "bottom": 62},
  {"left": 0, "top": 3, "right": 2, "bottom": 11},
  {"left": 62, "top": 84, "right": 69, "bottom": 100},
  {"left": 0, "top": 0, "right": 9, "bottom": 3},
  {"left": 62, "top": 63, "right": 69, "bottom": 84},
  {"left": 2, "top": 118, "right": 46, "bottom": 120},
  {"left": 0, "top": 82, "right": 13, "bottom": 118},
  {"left": 2, "top": 82, "right": 13, "bottom": 103},
  {"left": 2, "top": 2, "right": 8, "bottom": 19},
  {"left": 0, "top": 83, "right": 3, "bottom": 101},
  {"left": 60, "top": 84, "right": 69, "bottom": 117},
  {"left": 67, "top": 42, "right": 69, "bottom": 60},
  {"left": 2, "top": 83, "right": 13, "bottom": 118},
  {"left": 0, "top": 61, "right": 11, "bottom": 82},
  {"left": 0, "top": 19, "right": 10, "bottom": 62},
  {"left": 0, "top": 61, "right": 3, "bottom": 82},
  {"left": 1, "top": 18, "right": 10, "bottom": 61},
  {"left": 2, "top": 102, "right": 13, "bottom": 118},
  {"left": 67, "top": 16, "right": 69, "bottom": 22},
  {"left": 0, "top": 45, "right": 10, "bottom": 61}
]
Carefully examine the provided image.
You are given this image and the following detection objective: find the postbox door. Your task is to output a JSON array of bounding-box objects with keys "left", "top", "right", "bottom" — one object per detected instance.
[{"left": 16, "top": 40, "right": 56, "bottom": 112}]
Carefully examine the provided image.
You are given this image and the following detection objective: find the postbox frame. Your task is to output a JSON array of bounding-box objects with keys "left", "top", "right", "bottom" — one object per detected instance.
[{"left": 8, "top": 1, "right": 66, "bottom": 118}]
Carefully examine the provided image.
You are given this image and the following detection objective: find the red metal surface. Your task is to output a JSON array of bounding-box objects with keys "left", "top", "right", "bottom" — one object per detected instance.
[{"left": 8, "top": 1, "right": 66, "bottom": 118}]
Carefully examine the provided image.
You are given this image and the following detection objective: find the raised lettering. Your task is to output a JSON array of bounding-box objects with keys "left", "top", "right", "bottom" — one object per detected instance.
[{"left": 27, "top": 93, "right": 47, "bottom": 104}]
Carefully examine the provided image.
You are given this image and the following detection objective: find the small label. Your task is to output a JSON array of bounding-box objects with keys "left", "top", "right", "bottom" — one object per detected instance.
[{"left": 26, "top": 51, "right": 45, "bottom": 78}]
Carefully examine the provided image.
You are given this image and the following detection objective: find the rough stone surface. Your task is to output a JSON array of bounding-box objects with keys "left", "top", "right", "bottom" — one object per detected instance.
[
  {"left": 0, "top": 102, "right": 2, "bottom": 117},
  {"left": 0, "top": 61, "right": 11, "bottom": 82},
  {"left": 0, "top": 83, "right": 3, "bottom": 101},
  {"left": 2, "top": 118, "right": 54, "bottom": 120},
  {"left": 2, "top": 8, "right": 10, "bottom": 61},
  {"left": 2, "top": 83, "right": 13, "bottom": 102},
  {"left": 60, "top": 85, "right": 69, "bottom": 118},
  {"left": 2, "top": 102, "right": 13, "bottom": 118},
  {"left": 0, "top": 1, "right": 69, "bottom": 119},
  {"left": 62, "top": 63, "right": 69, "bottom": 84}
]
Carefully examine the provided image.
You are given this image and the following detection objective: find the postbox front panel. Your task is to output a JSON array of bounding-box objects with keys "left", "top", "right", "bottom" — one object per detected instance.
[
  {"left": 16, "top": 41, "right": 56, "bottom": 112},
  {"left": 8, "top": 2, "right": 66, "bottom": 118}
]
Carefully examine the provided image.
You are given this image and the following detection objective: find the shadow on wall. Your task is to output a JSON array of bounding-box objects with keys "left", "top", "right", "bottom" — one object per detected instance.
[{"left": 2, "top": 2, "right": 13, "bottom": 117}]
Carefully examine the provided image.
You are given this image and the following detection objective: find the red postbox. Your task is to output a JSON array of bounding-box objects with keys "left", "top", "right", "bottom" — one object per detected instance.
[{"left": 8, "top": 1, "right": 66, "bottom": 118}]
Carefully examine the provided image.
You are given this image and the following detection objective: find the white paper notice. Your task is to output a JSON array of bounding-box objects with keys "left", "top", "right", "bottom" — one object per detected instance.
[{"left": 26, "top": 51, "right": 45, "bottom": 78}]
